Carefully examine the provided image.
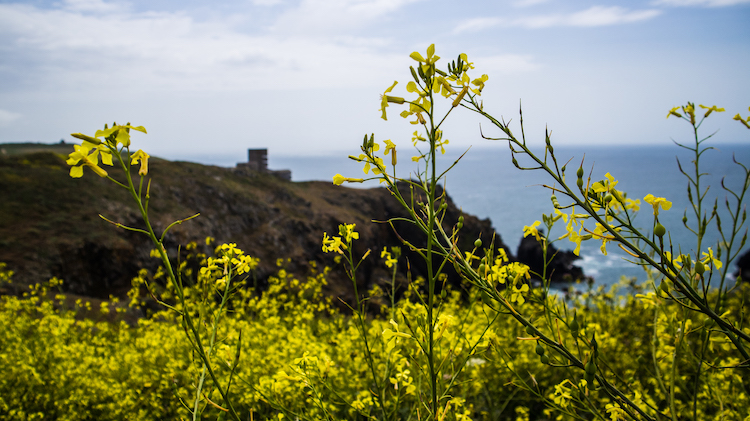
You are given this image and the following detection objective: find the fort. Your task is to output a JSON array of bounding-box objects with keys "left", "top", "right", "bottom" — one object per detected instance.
[{"left": 235, "top": 148, "right": 291, "bottom": 181}]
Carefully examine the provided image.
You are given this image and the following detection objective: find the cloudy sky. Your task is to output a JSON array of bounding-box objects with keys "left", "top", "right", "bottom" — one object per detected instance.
[{"left": 0, "top": 0, "right": 748, "bottom": 165}]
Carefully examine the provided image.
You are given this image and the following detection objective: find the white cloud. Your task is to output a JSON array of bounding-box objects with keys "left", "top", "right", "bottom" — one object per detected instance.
[
  {"left": 251, "top": 0, "right": 285, "bottom": 5},
  {"left": 0, "top": 109, "right": 22, "bottom": 127},
  {"left": 269, "top": 0, "right": 424, "bottom": 36},
  {"left": 474, "top": 54, "right": 541, "bottom": 74},
  {"left": 515, "top": 6, "right": 661, "bottom": 28},
  {"left": 0, "top": 1, "right": 413, "bottom": 95},
  {"left": 652, "top": 0, "right": 750, "bottom": 6},
  {"left": 62, "top": 0, "right": 129, "bottom": 13},
  {"left": 512, "top": 0, "right": 551, "bottom": 7},
  {"left": 452, "top": 6, "right": 661, "bottom": 33},
  {"left": 452, "top": 17, "right": 503, "bottom": 34}
]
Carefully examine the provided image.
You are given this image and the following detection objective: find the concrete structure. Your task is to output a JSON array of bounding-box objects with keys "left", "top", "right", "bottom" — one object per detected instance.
[{"left": 236, "top": 148, "right": 291, "bottom": 181}]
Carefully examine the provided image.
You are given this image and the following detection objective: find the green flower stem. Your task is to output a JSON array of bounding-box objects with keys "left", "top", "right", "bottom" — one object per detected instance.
[
  {"left": 344, "top": 245, "right": 388, "bottom": 421},
  {"left": 111, "top": 147, "right": 242, "bottom": 421}
]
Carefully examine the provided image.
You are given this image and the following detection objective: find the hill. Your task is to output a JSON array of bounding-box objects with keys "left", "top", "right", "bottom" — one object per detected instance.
[{"left": 0, "top": 144, "right": 582, "bottom": 303}]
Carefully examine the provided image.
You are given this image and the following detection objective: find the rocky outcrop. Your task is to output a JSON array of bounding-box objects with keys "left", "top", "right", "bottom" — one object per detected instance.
[
  {"left": 515, "top": 231, "right": 586, "bottom": 284},
  {"left": 0, "top": 152, "right": 513, "bottom": 304}
]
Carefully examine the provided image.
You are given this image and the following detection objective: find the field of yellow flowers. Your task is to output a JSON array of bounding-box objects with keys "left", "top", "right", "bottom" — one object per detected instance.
[{"left": 2, "top": 259, "right": 748, "bottom": 420}]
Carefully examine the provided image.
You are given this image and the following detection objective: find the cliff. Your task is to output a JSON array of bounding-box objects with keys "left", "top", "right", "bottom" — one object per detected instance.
[{"left": 0, "top": 148, "right": 524, "bottom": 303}]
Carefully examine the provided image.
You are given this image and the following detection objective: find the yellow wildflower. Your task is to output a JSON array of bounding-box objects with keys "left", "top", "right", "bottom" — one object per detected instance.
[
  {"left": 130, "top": 149, "right": 150, "bottom": 176},
  {"left": 523, "top": 221, "right": 542, "bottom": 242},
  {"left": 379, "top": 81, "right": 403, "bottom": 121},
  {"left": 644, "top": 194, "right": 672, "bottom": 216}
]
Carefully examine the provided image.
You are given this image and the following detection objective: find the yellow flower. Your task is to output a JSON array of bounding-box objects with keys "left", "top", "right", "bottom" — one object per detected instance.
[
  {"left": 130, "top": 149, "right": 150, "bottom": 176},
  {"left": 471, "top": 74, "right": 489, "bottom": 94},
  {"left": 643, "top": 194, "right": 672, "bottom": 216},
  {"left": 701, "top": 247, "right": 722, "bottom": 270},
  {"left": 591, "top": 172, "right": 618, "bottom": 194},
  {"left": 381, "top": 247, "right": 398, "bottom": 268},
  {"left": 666, "top": 106, "right": 682, "bottom": 119},
  {"left": 698, "top": 104, "right": 725, "bottom": 117},
  {"left": 409, "top": 44, "right": 439, "bottom": 66},
  {"left": 734, "top": 109, "right": 750, "bottom": 129},
  {"left": 322, "top": 233, "right": 344, "bottom": 254},
  {"left": 333, "top": 174, "right": 346, "bottom": 185},
  {"left": 66, "top": 143, "right": 108, "bottom": 178},
  {"left": 382, "top": 319, "right": 412, "bottom": 352},
  {"left": 523, "top": 221, "right": 542, "bottom": 242},
  {"left": 94, "top": 123, "right": 147, "bottom": 147},
  {"left": 379, "top": 81, "right": 403, "bottom": 121},
  {"left": 383, "top": 139, "right": 396, "bottom": 156},
  {"left": 591, "top": 223, "right": 618, "bottom": 255},
  {"left": 338, "top": 223, "right": 359, "bottom": 243}
]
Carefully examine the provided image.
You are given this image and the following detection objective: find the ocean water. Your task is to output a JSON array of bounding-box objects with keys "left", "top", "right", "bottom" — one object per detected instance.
[{"left": 266, "top": 143, "right": 750, "bottom": 289}]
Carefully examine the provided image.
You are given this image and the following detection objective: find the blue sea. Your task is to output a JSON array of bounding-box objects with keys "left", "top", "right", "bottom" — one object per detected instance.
[{"left": 259, "top": 143, "right": 750, "bottom": 290}]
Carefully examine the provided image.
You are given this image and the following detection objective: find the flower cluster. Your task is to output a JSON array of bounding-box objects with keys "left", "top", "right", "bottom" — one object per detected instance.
[{"left": 67, "top": 123, "right": 148, "bottom": 179}]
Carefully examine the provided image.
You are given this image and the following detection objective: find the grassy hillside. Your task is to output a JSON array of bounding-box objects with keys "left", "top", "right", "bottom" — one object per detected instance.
[{"left": 0, "top": 145, "right": 502, "bottom": 301}]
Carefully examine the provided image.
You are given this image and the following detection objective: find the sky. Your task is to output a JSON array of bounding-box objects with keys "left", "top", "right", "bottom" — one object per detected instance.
[{"left": 1, "top": 0, "right": 749, "bottom": 166}]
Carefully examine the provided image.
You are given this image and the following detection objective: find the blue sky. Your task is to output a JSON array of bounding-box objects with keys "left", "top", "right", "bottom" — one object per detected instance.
[{"left": 0, "top": 0, "right": 748, "bottom": 164}]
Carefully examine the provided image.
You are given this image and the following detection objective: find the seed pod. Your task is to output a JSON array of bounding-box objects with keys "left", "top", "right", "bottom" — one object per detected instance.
[
  {"left": 682, "top": 215, "right": 688, "bottom": 224},
  {"left": 540, "top": 354, "right": 549, "bottom": 364},
  {"left": 410, "top": 66, "right": 419, "bottom": 82},
  {"left": 695, "top": 261, "right": 706, "bottom": 275},
  {"left": 474, "top": 239, "right": 482, "bottom": 248},
  {"left": 654, "top": 223, "right": 666, "bottom": 238},
  {"left": 584, "top": 372, "right": 595, "bottom": 384},
  {"left": 577, "top": 167, "right": 584, "bottom": 178},
  {"left": 525, "top": 325, "right": 534, "bottom": 335},
  {"left": 478, "top": 264, "right": 486, "bottom": 276},
  {"left": 440, "top": 289, "right": 447, "bottom": 299},
  {"left": 585, "top": 360, "right": 596, "bottom": 375},
  {"left": 604, "top": 194, "right": 613, "bottom": 203},
  {"left": 577, "top": 178, "right": 584, "bottom": 189},
  {"left": 535, "top": 344, "right": 545, "bottom": 356}
]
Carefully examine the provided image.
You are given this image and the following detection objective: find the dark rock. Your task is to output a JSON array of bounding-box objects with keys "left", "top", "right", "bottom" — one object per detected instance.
[{"left": 516, "top": 231, "right": 586, "bottom": 284}]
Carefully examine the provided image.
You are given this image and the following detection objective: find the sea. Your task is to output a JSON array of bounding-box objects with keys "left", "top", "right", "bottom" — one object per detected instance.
[{"left": 200, "top": 142, "right": 750, "bottom": 291}]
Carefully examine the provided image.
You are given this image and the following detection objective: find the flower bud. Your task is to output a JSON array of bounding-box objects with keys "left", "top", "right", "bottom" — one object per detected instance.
[
  {"left": 410, "top": 66, "right": 419, "bottom": 82},
  {"left": 452, "top": 86, "right": 469, "bottom": 108},
  {"left": 535, "top": 344, "right": 545, "bottom": 356},
  {"left": 384, "top": 95, "right": 405, "bottom": 105},
  {"left": 70, "top": 133, "right": 102, "bottom": 145}
]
